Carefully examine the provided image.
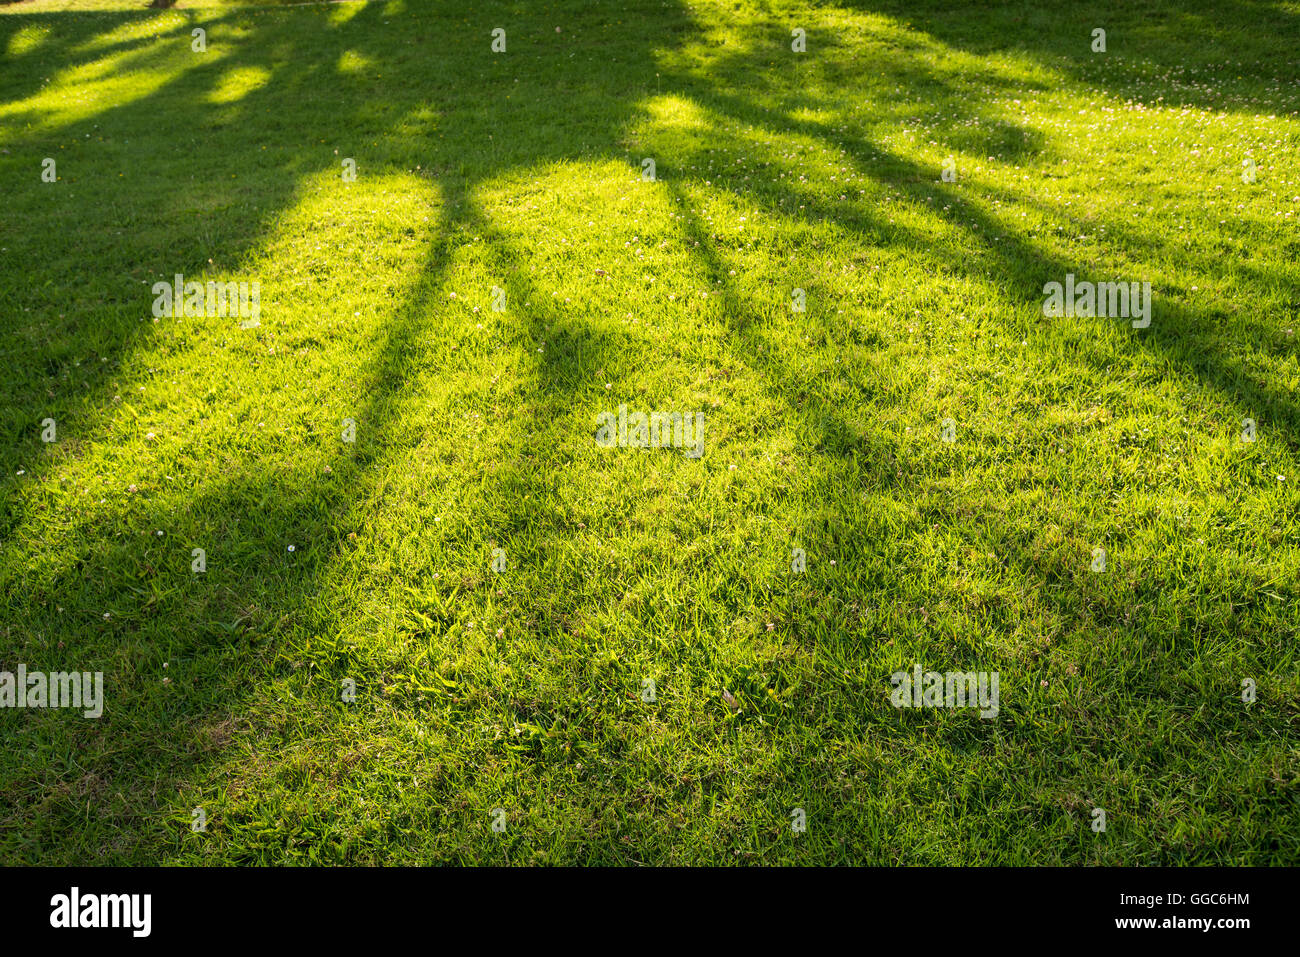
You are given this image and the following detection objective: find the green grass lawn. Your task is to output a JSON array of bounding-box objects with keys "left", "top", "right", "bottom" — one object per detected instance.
[{"left": 1, "top": 0, "right": 1298, "bottom": 865}]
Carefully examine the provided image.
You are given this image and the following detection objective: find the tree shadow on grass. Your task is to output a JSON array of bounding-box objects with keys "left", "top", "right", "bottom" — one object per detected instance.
[
  {"left": 850, "top": 0, "right": 1300, "bottom": 117},
  {"left": 0, "top": 0, "right": 682, "bottom": 862},
  {"left": 633, "top": 7, "right": 1298, "bottom": 860},
  {"left": 655, "top": 28, "right": 1300, "bottom": 439},
  {"left": 1, "top": 0, "right": 1295, "bottom": 863}
]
